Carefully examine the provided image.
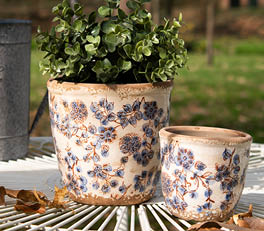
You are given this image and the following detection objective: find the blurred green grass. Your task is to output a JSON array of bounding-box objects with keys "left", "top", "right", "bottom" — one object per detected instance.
[{"left": 30, "top": 37, "right": 264, "bottom": 142}]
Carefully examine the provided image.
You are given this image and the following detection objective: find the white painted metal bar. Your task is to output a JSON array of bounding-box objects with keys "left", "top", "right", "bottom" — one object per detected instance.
[
  {"left": 98, "top": 206, "right": 119, "bottom": 231},
  {"left": 138, "top": 205, "right": 153, "bottom": 231},
  {"left": 0, "top": 207, "right": 60, "bottom": 230},
  {"left": 0, "top": 212, "right": 28, "bottom": 223},
  {"left": 157, "top": 203, "right": 192, "bottom": 228},
  {"left": 0, "top": 206, "right": 15, "bottom": 213},
  {"left": 27, "top": 204, "right": 85, "bottom": 231},
  {"left": 5, "top": 213, "right": 58, "bottom": 231},
  {"left": 114, "top": 206, "right": 127, "bottom": 231},
  {"left": 0, "top": 210, "right": 18, "bottom": 219},
  {"left": 82, "top": 206, "right": 112, "bottom": 231},
  {"left": 66, "top": 205, "right": 99, "bottom": 230},
  {"left": 45, "top": 205, "right": 90, "bottom": 231},
  {"left": 130, "top": 205, "right": 136, "bottom": 231},
  {"left": 152, "top": 204, "right": 185, "bottom": 231},
  {"left": 66, "top": 205, "right": 104, "bottom": 230},
  {"left": 146, "top": 204, "right": 168, "bottom": 231}
]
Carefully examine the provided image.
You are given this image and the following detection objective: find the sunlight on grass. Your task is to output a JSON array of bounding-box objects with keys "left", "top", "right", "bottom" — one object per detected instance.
[{"left": 30, "top": 38, "right": 264, "bottom": 142}]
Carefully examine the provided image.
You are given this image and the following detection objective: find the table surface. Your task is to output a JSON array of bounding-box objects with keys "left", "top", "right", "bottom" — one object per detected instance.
[{"left": 0, "top": 137, "right": 264, "bottom": 231}]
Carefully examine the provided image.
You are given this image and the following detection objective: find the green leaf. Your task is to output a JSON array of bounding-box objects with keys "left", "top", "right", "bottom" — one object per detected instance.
[
  {"left": 118, "top": 9, "right": 127, "bottom": 20},
  {"left": 73, "top": 42, "right": 80, "bottom": 54},
  {"left": 103, "top": 58, "right": 112, "bottom": 67},
  {"left": 62, "top": 7, "right": 74, "bottom": 18},
  {"left": 107, "top": 0, "right": 120, "bottom": 9},
  {"left": 142, "top": 47, "right": 151, "bottom": 56},
  {"left": 52, "top": 5, "right": 59, "bottom": 14},
  {"left": 65, "top": 47, "right": 76, "bottom": 56},
  {"left": 173, "top": 20, "right": 181, "bottom": 28},
  {"left": 91, "top": 24, "right": 100, "bottom": 36},
  {"left": 69, "top": 55, "right": 80, "bottom": 63},
  {"left": 118, "top": 59, "right": 132, "bottom": 71},
  {"left": 138, "top": 9, "right": 148, "bottom": 19},
  {"left": 166, "top": 60, "right": 174, "bottom": 68},
  {"left": 158, "top": 47, "right": 167, "bottom": 59},
  {"left": 55, "top": 24, "right": 65, "bottom": 33},
  {"left": 52, "top": 16, "right": 60, "bottom": 22},
  {"left": 97, "top": 47, "right": 108, "bottom": 57},
  {"left": 73, "top": 20, "right": 83, "bottom": 32},
  {"left": 74, "top": 4, "right": 83, "bottom": 16},
  {"left": 105, "top": 33, "right": 119, "bottom": 46},
  {"left": 126, "top": 0, "right": 139, "bottom": 10},
  {"left": 88, "top": 12, "right": 97, "bottom": 25},
  {"left": 123, "top": 44, "right": 132, "bottom": 57},
  {"left": 85, "top": 44, "right": 97, "bottom": 55},
  {"left": 98, "top": 6, "right": 111, "bottom": 17},
  {"left": 62, "top": 0, "right": 69, "bottom": 7},
  {"left": 101, "top": 22, "right": 117, "bottom": 34},
  {"left": 179, "top": 12, "right": 183, "bottom": 22},
  {"left": 86, "top": 35, "right": 100, "bottom": 45}
]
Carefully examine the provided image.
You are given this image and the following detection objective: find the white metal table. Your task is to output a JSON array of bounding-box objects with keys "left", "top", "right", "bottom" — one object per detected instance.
[{"left": 0, "top": 137, "right": 264, "bottom": 231}]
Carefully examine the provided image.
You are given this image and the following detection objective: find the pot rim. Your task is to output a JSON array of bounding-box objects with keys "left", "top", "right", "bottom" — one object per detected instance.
[
  {"left": 47, "top": 78, "right": 174, "bottom": 90},
  {"left": 159, "top": 126, "right": 252, "bottom": 145}
]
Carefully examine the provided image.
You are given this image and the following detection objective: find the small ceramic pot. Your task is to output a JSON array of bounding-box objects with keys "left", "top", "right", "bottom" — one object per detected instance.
[
  {"left": 159, "top": 126, "right": 252, "bottom": 221},
  {"left": 47, "top": 79, "right": 173, "bottom": 205}
]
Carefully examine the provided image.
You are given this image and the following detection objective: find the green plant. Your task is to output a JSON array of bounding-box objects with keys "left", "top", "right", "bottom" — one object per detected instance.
[{"left": 36, "top": 0, "right": 188, "bottom": 84}]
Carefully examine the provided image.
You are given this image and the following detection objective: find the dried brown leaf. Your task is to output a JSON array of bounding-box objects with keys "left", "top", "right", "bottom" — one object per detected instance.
[
  {"left": 14, "top": 201, "right": 45, "bottom": 214},
  {"left": 0, "top": 185, "right": 70, "bottom": 214},
  {"left": 188, "top": 221, "right": 263, "bottom": 231},
  {"left": 14, "top": 189, "right": 49, "bottom": 214},
  {"left": 33, "top": 189, "right": 49, "bottom": 207},
  {"left": 48, "top": 186, "right": 69, "bottom": 209},
  {"left": 5, "top": 189, "right": 20, "bottom": 199},
  {"left": 233, "top": 204, "right": 253, "bottom": 226},
  {"left": 0, "top": 186, "right": 6, "bottom": 205},
  {"left": 187, "top": 222, "right": 222, "bottom": 231},
  {"left": 244, "top": 217, "right": 264, "bottom": 230},
  {"left": 188, "top": 205, "right": 264, "bottom": 231}
]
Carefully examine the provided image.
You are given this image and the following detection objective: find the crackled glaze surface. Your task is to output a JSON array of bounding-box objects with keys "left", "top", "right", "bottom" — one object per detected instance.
[
  {"left": 47, "top": 80, "right": 173, "bottom": 205},
  {"left": 159, "top": 126, "right": 252, "bottom": 221}
]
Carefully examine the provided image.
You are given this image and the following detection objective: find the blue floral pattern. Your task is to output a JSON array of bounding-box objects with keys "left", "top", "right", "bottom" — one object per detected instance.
[
  {"left": 161, "top": 142, "right": 248, "bottom": 217},
  {"left": 49, "top": 95, "right": 169, "bottom": 200}
]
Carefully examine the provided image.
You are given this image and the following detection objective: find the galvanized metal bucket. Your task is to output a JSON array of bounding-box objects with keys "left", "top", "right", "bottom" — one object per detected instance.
[{"left": 0, "top": 19, "right": 31, "bottom": 160}]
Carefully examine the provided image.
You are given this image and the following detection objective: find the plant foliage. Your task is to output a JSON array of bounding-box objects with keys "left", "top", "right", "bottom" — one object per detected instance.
[{"left": 36, "top": 0, "right": 188, "bottom": 83}]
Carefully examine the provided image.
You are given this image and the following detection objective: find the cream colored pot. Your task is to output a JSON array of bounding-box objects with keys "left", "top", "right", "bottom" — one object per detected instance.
[
  {"left": 159, "top": 126, "right": 252, "bottom": 221},
  {"left": 47, "top": 79, "right": 173, "bottom": 205}
]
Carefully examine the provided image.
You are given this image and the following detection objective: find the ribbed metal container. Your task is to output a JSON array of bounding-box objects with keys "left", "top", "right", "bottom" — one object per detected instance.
[{"left": 0, "top": 19, "right": 31, "bottom": 160}]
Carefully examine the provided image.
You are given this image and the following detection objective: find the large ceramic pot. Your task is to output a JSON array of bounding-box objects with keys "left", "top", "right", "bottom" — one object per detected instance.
[
  {"left": 159, "top": 126, "right": 252, "bottom": 221},
  {"left": 47, "top": 79, "right": 173, "bottom": 205}
]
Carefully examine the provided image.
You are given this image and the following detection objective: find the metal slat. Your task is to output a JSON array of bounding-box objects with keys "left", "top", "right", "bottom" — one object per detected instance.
[
  {"left": 45, "top": 205, "right": 90, "bottom": 231},
  {"left": 130, "top": 205, "right": 136, "bottom": 231},
  {"left": 27, "top": 204, "right": 85, "bottom": 231},
  {"left": 157, "top": 203, "right": 192, "bottom": 228},
  {"left": 114, "top": 206, "right": 127, "bottom": 231},
  {"left": 152, "top": 204, "right": 185, "bottom": 231},
  {"left": 98, "top": 206, "right": 119, "bottom": 231},
  {"left": 82, "top": 206, "right": 112, "bottom": 231},
  {"left": 146, "top": 204, "right": 168, "bottom": 231},
  {"left": 66, "top": 206, "right": 104, "bottom": 230},
  {"left": 138, "top": 205, "right": 153, "bottom": 231}
]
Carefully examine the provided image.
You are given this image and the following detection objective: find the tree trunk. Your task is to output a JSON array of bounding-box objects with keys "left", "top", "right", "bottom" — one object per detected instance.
[
  {"left": 69, "top": 0, "right": 78, "bottom": 9},
  {"left": 152, "top": 0, "right": 160, "bottom": 24},
  {"left": 160, "top": 0, "right": 172, "bottom": 20},
  {"left": 206, "top": 0, "right": 215, "bottom": 66},
  {"left": 120, "top": 0, "right": 130, "bottom": 14}
]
